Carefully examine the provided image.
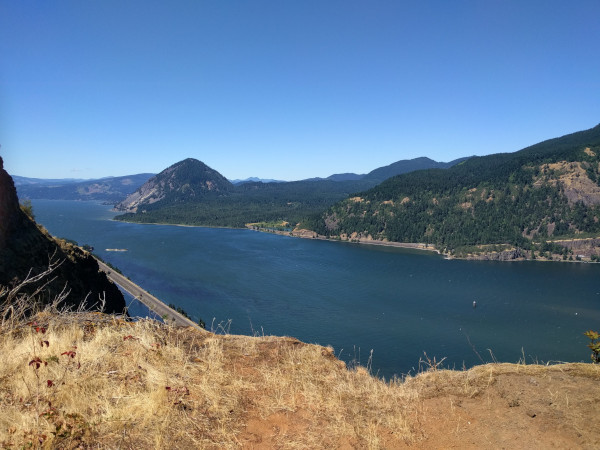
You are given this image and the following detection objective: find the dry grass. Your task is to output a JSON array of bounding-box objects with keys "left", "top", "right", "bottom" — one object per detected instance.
[
  {"left": 2, "top": 277, "right": 600, "bottom": 448},
  {"left": 0, "top": 307, "right": 420, "bottom": 449}
]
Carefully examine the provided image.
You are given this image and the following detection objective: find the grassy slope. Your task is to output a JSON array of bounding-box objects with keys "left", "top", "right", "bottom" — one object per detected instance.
[{"left": 1, "top": 308, "right": 599, "bottom": 449}]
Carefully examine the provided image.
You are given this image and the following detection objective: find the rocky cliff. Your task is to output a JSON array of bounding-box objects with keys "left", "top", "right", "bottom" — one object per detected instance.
[{"left": 0, "top": 157, "right": 126, "bottom": 313}]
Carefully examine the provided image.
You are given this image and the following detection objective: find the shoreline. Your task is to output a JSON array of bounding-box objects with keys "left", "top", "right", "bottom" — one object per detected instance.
[
  {"left": 248, "top": 226, "right": 442, "bottom": 254},
  {"left": 114, "top": 215, "right": 600, "bottom": 263},
  {"left": 111, "top": 216, "right": 243, "bottom": 231},
  {"left": 251, "top": 227, "right": 600, "bottom": 263}
]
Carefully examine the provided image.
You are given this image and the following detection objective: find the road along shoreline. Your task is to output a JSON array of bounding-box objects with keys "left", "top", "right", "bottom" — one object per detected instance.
[{"left": 96, "top": 258, "right": 205, "bottom": 331}]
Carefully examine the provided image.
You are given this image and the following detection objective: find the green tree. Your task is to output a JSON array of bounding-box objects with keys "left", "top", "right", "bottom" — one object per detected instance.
[{"left": 20, "top": 199, "right": 35, "bottom": 220}]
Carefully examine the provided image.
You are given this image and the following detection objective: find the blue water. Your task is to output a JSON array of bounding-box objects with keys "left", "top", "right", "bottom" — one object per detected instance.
[{"left": 31, "top": 200, "right": 600, "bottom": 379}]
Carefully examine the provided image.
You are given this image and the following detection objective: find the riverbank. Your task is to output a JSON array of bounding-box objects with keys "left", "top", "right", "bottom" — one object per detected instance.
[
  {"left": 250, "top": 225, "right": 600, "bottom": 263},
  {"left": 117, "top": 212, "right": 599, "bottom": 262},
  {"left": 111, "top": 215, "right": 243, "bottom": 230},
  {"left": 247, "top": 225, "right": 441, "bottom": 254}
]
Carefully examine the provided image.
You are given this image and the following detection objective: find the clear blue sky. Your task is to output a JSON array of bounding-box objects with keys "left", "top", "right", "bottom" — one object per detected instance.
[{"left": 1, "top": 1, "right": 599, "bottom": 181}]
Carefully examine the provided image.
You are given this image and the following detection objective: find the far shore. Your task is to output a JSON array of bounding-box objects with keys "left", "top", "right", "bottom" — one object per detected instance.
[
  {"left": 110, "top": 215, "right": 241, "bottom": 230},
  {"left": 247, "top": 226, "right": 441, "bottom": 254},
  {"left": 114, "top": 215, "right": 599, "bottom": 263},
  {"left": 250, "top": 226, "right": 600, "bottom": 263}
]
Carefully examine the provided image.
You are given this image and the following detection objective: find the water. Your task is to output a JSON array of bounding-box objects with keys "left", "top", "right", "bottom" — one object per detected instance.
[{"left": 31, "top": 199, "right": 600, "bottom": 379}]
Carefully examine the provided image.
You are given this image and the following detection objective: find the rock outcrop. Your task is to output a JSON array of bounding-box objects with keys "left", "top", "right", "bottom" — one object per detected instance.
[
  {"left": 468, "top": 248, "right": 526, "bottom": 261},
  {"left": 0, "top": 157, "right": 126, "bottom": 313}
]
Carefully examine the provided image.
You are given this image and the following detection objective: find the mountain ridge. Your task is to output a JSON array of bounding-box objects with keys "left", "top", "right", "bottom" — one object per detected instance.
[
  {"left": 15, "top": 173, "right": 155, "bottom": 202},
  {"left": 15, "top": 156, "right": 463, "bottom": 204},
  {"left": 299, "top": 124, "right": 600, "bottom": 259},
  {"left": 114, "top": 156, "right": 464, "bottom": 227}
]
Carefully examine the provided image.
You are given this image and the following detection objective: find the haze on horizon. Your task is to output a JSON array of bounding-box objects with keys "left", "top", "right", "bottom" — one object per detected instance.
[{"left": 1, "top": 1, "right": 599, "bottom": 181}]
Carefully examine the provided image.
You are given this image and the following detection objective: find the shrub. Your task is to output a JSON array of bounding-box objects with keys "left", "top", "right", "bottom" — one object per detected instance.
[{"left": 584, "top": 330, "right": 600, "bottom": 363}]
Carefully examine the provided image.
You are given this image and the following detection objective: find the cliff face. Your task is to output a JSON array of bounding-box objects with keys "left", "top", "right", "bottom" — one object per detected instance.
[{"left": 0, "top": 157, "right": 126, "bottom": 313}]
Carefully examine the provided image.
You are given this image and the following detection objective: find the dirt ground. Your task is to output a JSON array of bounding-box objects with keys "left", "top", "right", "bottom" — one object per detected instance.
[
  {"left": 1, "top": 315, "right": 598, "bottom": 449},
  {"left": 411, "top": 364, "right": 599, "bottom": 449},
  {"left": 238, "top": 361, "right": 600, "bottom": 449}
]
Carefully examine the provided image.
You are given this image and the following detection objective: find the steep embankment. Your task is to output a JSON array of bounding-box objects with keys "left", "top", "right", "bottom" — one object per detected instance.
[
  {"left": 0, "top": 157, "right": 126, "bottom": 313},
  {"left": 0, "top": 312, "right": 598, "bottom": 448},
  {"left": 301, "top": 124, "right": 600, "bottom": 260}
]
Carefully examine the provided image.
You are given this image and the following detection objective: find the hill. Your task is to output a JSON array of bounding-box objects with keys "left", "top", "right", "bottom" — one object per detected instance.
[
  {"left": 115, "top": 157, "right": 462, "bottom": 228},
  {"left": 230, "top": 176, "right": 284, "bottom": 184},
  {"left": 0, "top": 307, "right": 598, "bottom": 448},
  {"left": 0, "top": 157, "right": 126, "bottom": 314},
  {"left": 115, "top": 158, "right": 233, "bottom": 213},
  {"left": 15, "top": 173, "right": 154, "bottom": 202},
  {"left": 300, "top": 124, "right": 600, "bottom": 259},
  {"left": 362, "top": 156, "right": 470, "bottom": 182}
]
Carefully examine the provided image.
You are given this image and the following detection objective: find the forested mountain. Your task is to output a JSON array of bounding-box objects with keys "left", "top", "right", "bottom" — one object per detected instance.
[
  {"left": 114, "top": 160, "right": 376, "bottom": 227},
  {"left": 361, "top": 156, "right": 470, "bottom": 182},
  {"left": 115, "top": 157, "right": 463, "bottom": 227},
  {"left": 301, "top": 124, "right": 600, "bottom": 255},
  {"left": 15, "top": 173, "right": 154, "bottom": 202},
  {"left": 115, "top": 158, "right": 233, "bottom": 213},
  {"left": 304, "top": 156, "right": 466, "bottom": 183}
]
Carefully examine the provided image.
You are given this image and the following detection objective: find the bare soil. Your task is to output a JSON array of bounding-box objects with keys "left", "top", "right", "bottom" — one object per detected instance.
[{"left": 237, "top": 361, "right": 600, "bottom": 449}]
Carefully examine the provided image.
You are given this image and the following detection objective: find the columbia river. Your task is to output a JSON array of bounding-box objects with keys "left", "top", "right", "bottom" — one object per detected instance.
[{"left": 32, "top": 199, "right": 600, "bottom": 379}]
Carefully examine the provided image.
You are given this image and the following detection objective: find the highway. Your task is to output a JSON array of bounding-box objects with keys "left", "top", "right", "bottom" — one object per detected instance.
[{"left": 96, "top": 258, "right": 205, "bottom": 331}]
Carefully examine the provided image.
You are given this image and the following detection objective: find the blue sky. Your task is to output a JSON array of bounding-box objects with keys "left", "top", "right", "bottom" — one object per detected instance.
[{"left": 1, "top": 1, "right": 599, "bottom": 181}]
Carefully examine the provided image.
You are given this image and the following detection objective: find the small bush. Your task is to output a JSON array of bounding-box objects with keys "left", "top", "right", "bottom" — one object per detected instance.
[
  {"left": 20, "top": 199, "right": 35, "bottom": 220},
  {"left": 584, "top": 330, "right": 600, "bottom": 363}
]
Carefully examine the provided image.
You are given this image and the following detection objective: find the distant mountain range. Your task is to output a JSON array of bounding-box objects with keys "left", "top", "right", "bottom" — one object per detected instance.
[
  {"left": 15, "top": 173, "right": 155, "bottom": 202},
  {"left": 12, "top": 175, "right": 87, "bottom": 186},
  {"left": 230, "top": 177, "right": 284, "bottom": 184},
  {"left": 113, "top": 157, "right": 464, "bottom": 227},
  {"left": 302, "top": 157, "right": 469, "bottom": 183},
  {"left": 12, "top": 124, "right": 600, "bottom": 259},
  {"left": 15, "top": 156, "right": 463, "bottom": 206}
]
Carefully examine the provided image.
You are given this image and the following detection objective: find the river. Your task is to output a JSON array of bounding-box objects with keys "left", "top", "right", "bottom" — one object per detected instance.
[{"left": 31, "top": 199, "right": 600, "bottom": 379}]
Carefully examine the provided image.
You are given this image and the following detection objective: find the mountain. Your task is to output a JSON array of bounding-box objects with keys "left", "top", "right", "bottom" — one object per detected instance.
[
  {"left": 15, "top": 155, "right": 461, "bottom": 208},
  {"left": 362, "top": 156, "right": 470, "bottom": 182},
  {"left": 300, "top": 124, "right": 600, "bottom": 257},
  {"left": 305, "top": 157, "right": 465, "bottom": 183},
  {"left": 115, "top": 158, "right": 233, "bottom": 213},
  {"left": 0, "top": 157, "right": 126, "bottom": 313},
  {"left": 12, "top": 176, "right": 86, "bottom": 186},
  {"left": 15, "top": 173, "right": 154, "bottom": 202},
  {"left": 326, "top": 173, "right": 365, "bottom": 181},
  {"left": 230, "top": 177, "right": 284, "bottom": 184},
  {"left": 115, "top": 156, "right": 463, "bottom": 227}
]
